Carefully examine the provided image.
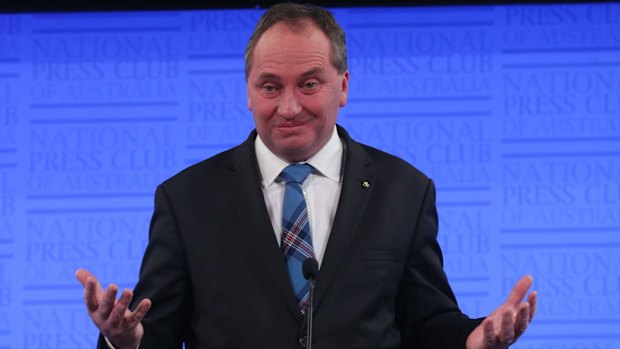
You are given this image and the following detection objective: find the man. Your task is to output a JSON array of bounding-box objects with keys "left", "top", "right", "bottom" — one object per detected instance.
[{"left": 76, "top": 3, "right": 537, "bottom": 348}]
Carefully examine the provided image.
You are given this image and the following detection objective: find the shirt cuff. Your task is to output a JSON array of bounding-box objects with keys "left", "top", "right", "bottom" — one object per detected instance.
[{"left": 104, "top": 336, "right": 140, "bottom": 349}]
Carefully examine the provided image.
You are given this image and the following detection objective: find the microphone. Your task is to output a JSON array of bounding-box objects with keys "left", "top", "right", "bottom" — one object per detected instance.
[
  {"left": 302, "top": 258, "right": 318, "bottom": 283},
  {"left": 302, "top": 258, "right": 318, "bottom": 349}
]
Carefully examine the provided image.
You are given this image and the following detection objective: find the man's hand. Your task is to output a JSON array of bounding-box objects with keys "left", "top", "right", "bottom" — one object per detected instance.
[
  {"left": 75, "top": 269, "right": 152, "bottom": 349},
  {"left": 466, "top": 275, "right": 538, "bottom": 349}
]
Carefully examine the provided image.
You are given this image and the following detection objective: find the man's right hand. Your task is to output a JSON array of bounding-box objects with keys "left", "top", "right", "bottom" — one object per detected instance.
[{"left": 76, "top": 269, "right": 152, "bottom": 349}]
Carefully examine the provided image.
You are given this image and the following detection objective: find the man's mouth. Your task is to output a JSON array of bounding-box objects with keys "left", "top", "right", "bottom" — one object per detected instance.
[{"left": 278, "top": 119, "right": 309, "bottom": 128}]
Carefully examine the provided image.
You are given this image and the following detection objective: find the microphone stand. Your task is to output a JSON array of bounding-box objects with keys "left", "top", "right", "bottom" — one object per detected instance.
[
  {"left": 302, "top": 258, "right": 318, "bottom": 349},
  {"left": 306, "top": 275, "right": 315, "bottom": 349}
]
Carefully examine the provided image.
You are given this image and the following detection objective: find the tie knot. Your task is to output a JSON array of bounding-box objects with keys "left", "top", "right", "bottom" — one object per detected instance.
[{"left": 280, "top": 163, "right": 312, "bottom": 185}]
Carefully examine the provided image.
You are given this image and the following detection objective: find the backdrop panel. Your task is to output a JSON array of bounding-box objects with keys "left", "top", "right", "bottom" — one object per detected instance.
[{"left": 0, "top": 3, "right": 618, "bottom": 347}]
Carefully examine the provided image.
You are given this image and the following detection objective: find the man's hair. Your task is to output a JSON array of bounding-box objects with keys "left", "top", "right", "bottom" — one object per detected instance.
[{"left": 244, "top": 3, "right": 348, "bottom": 80}]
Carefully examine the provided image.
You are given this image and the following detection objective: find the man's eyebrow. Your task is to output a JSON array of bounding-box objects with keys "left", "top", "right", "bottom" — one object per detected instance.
[
  {"left": 300, "top": 67, "right": 324, "bottom": 78},
  {"left": 256, "top": 72, "right": 281, "bottom": 82},
  {"left": 254, "top": 67, "right": 324, "bottom": 83}
]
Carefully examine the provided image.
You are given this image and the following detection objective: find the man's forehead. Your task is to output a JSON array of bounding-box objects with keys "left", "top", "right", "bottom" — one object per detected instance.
[
  {"left": 257, "top": 21, "right": 323, "bottom": 45},
  {"left": 246, "top": 17, "right": 340, "bottom": 80},
  {"left": 267, "top": 19, "right": 316, "bottom": 35}
]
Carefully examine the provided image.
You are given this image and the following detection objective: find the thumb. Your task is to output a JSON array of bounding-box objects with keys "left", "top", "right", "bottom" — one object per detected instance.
[{"left": 506, "top": 275, "right": 534, "bottom": 305}]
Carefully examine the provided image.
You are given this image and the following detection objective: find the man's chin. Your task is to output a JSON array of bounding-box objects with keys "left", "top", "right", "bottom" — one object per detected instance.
[{"left": 275, "top": 140, "right": 315, "bottom": 162}]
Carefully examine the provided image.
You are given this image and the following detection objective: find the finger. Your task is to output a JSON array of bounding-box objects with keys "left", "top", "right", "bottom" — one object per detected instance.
[
  {"left": 499, "top": 308, "right": 516, "bottom": 344},
  {"left": 125, "top": 298, "right": 152, "bottom": 330},
  {"left": 515, "top": 302, "right": 530, "bottom": 336},
  {"left": 98, "top": 284, "right": 119, "bottom": 319},
  {"left": 483, "top": 317, "right": 498, "bottom": 347},
  {"left": 527, "top": 291, "right": 538, "bottom": 321},
  {"left": 75, "top": 269, "right": 93, "bottom": 287},
  {"left": 506, "top": 275, "right": 533, "bottom": 305},
  {"left": 108, "top": 289, "right": 132, "bottom": 327},
  {"left": 76, "top": 270, "right": 104, "bottom": 300},
  {"left": 83, "top": 277, "right": 100, "bottom": 313}
]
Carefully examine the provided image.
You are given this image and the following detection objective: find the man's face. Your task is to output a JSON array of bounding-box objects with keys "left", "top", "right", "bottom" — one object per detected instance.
[{"left": 247, "top": 21, "right": 349, "bottom": 162}]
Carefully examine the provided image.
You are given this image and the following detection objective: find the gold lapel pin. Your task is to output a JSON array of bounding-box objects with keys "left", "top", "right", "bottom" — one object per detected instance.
[{"left": 361, "top": 180, "right": 370, "bottom": 189}]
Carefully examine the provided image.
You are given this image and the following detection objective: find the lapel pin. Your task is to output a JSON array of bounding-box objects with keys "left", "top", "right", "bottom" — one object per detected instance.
[{"left": 361, "top": 180, "right": 370, "bottom": 189}]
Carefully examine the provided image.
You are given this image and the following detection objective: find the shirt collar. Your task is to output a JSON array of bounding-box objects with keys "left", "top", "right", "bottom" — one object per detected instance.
[{"left": 255, "top": 126, "right": 343, "bottom": 188}]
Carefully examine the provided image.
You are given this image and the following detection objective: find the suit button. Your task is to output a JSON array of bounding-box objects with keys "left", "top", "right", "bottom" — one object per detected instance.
[{"left": 298, "top": 336, "right": 307, "bottom": 347}]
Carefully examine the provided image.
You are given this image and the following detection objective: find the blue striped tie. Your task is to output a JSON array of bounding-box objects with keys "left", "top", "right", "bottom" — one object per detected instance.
[{"left": 280, "top": 163, "right": 315, "bottom": 314}]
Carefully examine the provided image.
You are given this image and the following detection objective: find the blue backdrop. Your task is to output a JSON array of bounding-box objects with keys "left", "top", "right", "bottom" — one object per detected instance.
[{"left": 0, "top": 2, "right": 619, "bottom": 348}]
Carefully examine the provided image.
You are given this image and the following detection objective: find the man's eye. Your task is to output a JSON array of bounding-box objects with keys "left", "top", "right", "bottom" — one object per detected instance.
[
  {"left": 261, "top": 85, "right": 278, "bottom": 95},
  {"left": 304, "top": 82, "right": 318, "bottom": 89}
]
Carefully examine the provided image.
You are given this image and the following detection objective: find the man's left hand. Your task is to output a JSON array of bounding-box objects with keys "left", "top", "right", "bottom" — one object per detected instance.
[{"left": 466, "top": 275, "right": 538, "bottom": 349}]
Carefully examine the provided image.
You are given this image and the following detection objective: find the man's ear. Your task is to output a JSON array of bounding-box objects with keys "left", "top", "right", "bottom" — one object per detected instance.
[{"left": 339, "top": 71, "right": 350, "bottom": 107}]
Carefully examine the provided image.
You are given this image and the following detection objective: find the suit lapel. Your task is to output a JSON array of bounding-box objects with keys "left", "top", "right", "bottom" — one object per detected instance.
[
  {"left": 313, "top": 126, "right": 375, "bottom": 310},
  {"left": 225, "top": 132, "right": 304, "bottom": 322}
]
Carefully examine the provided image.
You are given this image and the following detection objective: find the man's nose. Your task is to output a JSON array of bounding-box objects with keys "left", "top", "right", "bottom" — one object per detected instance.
[{"left": 277, "top": 89, "right": 302, "bottom": 118}]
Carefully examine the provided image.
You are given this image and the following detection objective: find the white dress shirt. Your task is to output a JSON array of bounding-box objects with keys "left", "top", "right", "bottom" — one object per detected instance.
[{"left": 255, "top": 126, "right": 343, "bottom": 266}]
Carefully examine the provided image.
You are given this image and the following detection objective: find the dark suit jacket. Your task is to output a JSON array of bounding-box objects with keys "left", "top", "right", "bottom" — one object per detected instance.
[{"left": 99, "top": 125, "right": 481, "bottom": 349}]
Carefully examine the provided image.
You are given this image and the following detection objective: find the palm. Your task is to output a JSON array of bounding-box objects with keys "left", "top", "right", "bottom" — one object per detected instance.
[
  {"left": 466, "top": 275, "right": 537, "bottom": 349},
  {"left": 76, "top": 269, "right": 150, "bottom": 349}
]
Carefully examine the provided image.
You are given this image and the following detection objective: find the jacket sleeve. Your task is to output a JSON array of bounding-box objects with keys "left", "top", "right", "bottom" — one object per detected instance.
[
  {"left": 98, "top": 185, "right": 191, "bottom": 349},
  {"left": 396, "top": 179, "right": 483, "bottom": 348}
]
